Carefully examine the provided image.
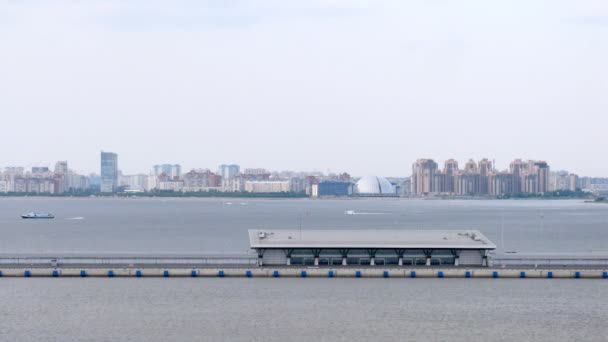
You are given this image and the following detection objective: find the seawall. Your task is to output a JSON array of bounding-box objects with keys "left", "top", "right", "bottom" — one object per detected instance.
[{"left": 1, "top": 267, "right": 607, "bottom": 279}]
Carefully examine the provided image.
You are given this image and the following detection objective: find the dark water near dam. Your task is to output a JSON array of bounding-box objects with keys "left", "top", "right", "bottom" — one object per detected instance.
[
  {"left": 1, "top": 198, "right": 607, "bottom": 341},
  {"left": 1, "top": 278, "right": 607, "bottom": 342}
]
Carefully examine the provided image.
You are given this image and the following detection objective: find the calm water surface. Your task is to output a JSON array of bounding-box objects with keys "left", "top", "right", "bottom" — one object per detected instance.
[
  {"left": 1, "top": 278, "right": 607, "bottom": 342},
  {"left": 1, "top": 198, "right": 607, "bottom": 341},
  {"left": 0, "top": 198, "right": 607, "bottom": 253}
]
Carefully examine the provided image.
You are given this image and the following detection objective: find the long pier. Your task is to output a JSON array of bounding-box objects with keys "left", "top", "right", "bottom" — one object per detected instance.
[{"left": 0, "top": 254, "right": 607, "bottom": 279}]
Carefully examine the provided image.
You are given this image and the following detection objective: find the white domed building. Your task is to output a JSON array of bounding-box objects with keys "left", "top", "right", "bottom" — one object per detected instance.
[{"left": 355, "top": 176, "right": 396, "bottom": 196}]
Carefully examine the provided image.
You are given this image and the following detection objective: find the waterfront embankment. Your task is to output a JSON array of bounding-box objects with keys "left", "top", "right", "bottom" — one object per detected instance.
[{"left": 2, "top": 267, "right": 607, "bottom": 279}]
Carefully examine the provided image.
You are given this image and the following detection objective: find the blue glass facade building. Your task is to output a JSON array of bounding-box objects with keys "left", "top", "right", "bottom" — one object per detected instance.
[
  {"left": 100, "top": 151, "right": 118, "bottom": 193},
  {"left": 317, "top": 181, "right": 353, "bottom": 197}
]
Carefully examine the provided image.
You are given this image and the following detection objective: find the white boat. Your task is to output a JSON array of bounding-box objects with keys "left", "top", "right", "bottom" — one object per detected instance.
[{"left": 21, "top": 212, "right": 55, "bottom": 219}]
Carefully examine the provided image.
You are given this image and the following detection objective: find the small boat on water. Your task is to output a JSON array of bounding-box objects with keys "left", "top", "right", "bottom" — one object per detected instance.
[{"left": 21, "top": 212, "right": 55, "bottom": 219}]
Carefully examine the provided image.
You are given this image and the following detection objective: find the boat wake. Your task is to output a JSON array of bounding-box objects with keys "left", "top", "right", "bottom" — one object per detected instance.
[
  {"left": 67, "top": 217, "right": 85, "bottom": 220},
  {"left": 344, "top": 210, "right": 384, "bottom": 215}
]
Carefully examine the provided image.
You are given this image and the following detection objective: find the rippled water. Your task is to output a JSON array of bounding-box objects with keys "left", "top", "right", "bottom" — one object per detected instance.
[
  {"left": 1, "top": 198, "right": 608, "bottom": 253},
  {"left": 1, "top": 278, "right": 607, "bottom": 342},
  {"left": 1, "top": 198, "right": 607, "bottom": 341}
]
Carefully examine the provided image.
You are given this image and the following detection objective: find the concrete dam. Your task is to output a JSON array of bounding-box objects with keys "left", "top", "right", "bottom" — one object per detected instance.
[{"left": 2, "top": 229, "right": 607, "bottom": 279}]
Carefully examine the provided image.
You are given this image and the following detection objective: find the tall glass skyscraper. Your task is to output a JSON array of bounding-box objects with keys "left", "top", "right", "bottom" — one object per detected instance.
[
  {"left": 219, "top": 164, "right": 240, "bottom": 179},
  {"left": 100, "top": 151, "right": 118, "bottom": 193},
  {"left": 153, "top": 164, "right": 181, "bottom": 179}
]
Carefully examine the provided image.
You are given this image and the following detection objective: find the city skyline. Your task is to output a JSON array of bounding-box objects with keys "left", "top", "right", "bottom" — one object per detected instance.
[
  {"left": 1, "top": 2, "right": 606, "bottom": 341},
  {"left": 0, "top": 152, "right": 603, "bottom": 178},
  {"left": 410, "top": 158, "right": 556, "bottom": 196},
  {"left": 3, "top": 153, "right": 608, "bottom": 197},
  {"left": 1, "top": 1, "right": 607, "bottom": 177}
]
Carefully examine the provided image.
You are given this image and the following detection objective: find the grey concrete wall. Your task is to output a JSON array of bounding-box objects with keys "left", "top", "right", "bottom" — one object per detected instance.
[{"left": 1, "top": 267, "right": 606, "bottom": 278}]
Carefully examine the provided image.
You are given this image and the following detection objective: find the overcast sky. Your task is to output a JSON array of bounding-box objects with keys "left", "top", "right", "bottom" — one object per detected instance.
[{"left": 1, "top": 0, "right": 606, "bottom": 177}]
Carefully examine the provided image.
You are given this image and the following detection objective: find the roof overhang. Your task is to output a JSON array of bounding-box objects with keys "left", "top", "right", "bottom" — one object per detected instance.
[{"left": 249, "top": 229, "right": 496, "bottom": 250}]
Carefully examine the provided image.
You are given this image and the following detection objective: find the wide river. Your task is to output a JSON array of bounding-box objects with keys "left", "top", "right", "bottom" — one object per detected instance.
[
  {"left": 1, "top": 198, "right": 608, "bottom": 254},
  {"left": 1, "top": 198, "right": 607, "bottom": 341}
]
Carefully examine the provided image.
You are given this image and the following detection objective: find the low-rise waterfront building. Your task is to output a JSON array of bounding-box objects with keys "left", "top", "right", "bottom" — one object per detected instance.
[
  {"left": 157, "top": 180, "right": 184, "bottom": 192},
  {"left": 312, "top": 181, "right": 354, "bottom": 197},
  {"left": 249, "top": 229, "right": 496, "bottom": 267},
  {"left": 245, "top": 180, "right": 291, "bottom": 193},
  {"left": 182, "top": 169, "right": 221, "bottom": 190},
  {"left": 355, "top": 175, "right": 396, "bottom": 196}
]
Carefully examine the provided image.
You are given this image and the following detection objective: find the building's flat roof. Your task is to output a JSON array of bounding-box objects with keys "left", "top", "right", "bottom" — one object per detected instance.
[{"left": 249, "top": 229, "right": 496, "bottom": 250}]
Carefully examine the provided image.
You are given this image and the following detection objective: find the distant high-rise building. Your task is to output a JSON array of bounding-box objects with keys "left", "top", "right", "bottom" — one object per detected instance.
[
  {"left": 3, "top": 167, "right": 24, "bottom": 177},
  {"left": 464, "top": 159, "right": 478, "bottom": 173},
  {"left": 478, "top": 159, "right": 493, "bottom": 194},
  {"left": 443, "top": 159, "right": 459, "bottom": 193},
  {"left": 66, "top": 170, "right": 88, "bottom": 191},
  {"left": 515, "top": 160, "right": 550, "bottom": 194},
  {"left": 410, "top": 158, "right": 550, "bottom": 196},
  {"left": 244, "top": 168, "right": 268, "bottom": 176},
  {"left": 455, "top": 160, "right": 481, "bottom": 195},
  {"left": 54, "top": 161, "right": 68, "bottom": 175},
  {"left": 534, "top": 161, "right": 550, "bottom": 193},
  {"left": 568, "top": 174, "right": 579, "bottom": 191},
  {"left": 0, "top": 180, "right": 8, "bottom": 193},
  {"left": 100, "top": 151, "right": 118, "bottom": 193},
  {"left": 550, "top": 170, "right": 569, "bottom": 191},
  {"left": 153, "top": 164, "right": 181, "bottom": 179},
  {"left": 219, "top": 164, "right": 240, "bottom": 179},
  {"left": 509, "top": 159, "right": 525, "bottom": 193},
  {"left": 31, "top": 167, "right": 50, "bottom": 174},
  {"left": 434, "top": 171, "right": 447, "bottom": 193},
  {"left": 411, "top": 159, "right": 438, "bottom": 194},
  {"left": 52, "top": 161, "right": 69, "bottom": 193},
  {"left": 488, "top": 171, "right": 513, "bottom": 195}
]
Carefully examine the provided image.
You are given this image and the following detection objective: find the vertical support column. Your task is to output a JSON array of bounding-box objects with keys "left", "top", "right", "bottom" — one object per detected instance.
[
  {"left": 481, "top": 250, "right": 488, "bottom": 267},
  {"left": 285, "top": 249, "right": 294, "bottom": 266},
  {"left": 394, "top": 249, "right": 405, "bottom": 267},
  {"left": 339, "top": 249, "right": 350, "bottom": 266},
  {"left": 257, "top": 249, "right": 265, "bottom": 267},
  {"left": 367, "top": 249, "right": 378, "bottom": 266},
  {"left": 451, "top": 249, "right": 461, "bottom": 267},
  {"left": 423, "top": 249, "right": 434, "bottom": 267},
  {"left": 311, "top": 249, "right": 322, "bottom": 266}
]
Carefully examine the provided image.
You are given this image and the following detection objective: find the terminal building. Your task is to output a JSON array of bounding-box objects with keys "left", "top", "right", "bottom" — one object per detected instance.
[
  {"left": 311, "top": 181, "right": 354, "bottom": 197},
  {"left": 249, "top": 229, "right": 496, "bottom": 267},
  {"left": 354, "top": 175, "right": 397, "bottom": 197}
]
